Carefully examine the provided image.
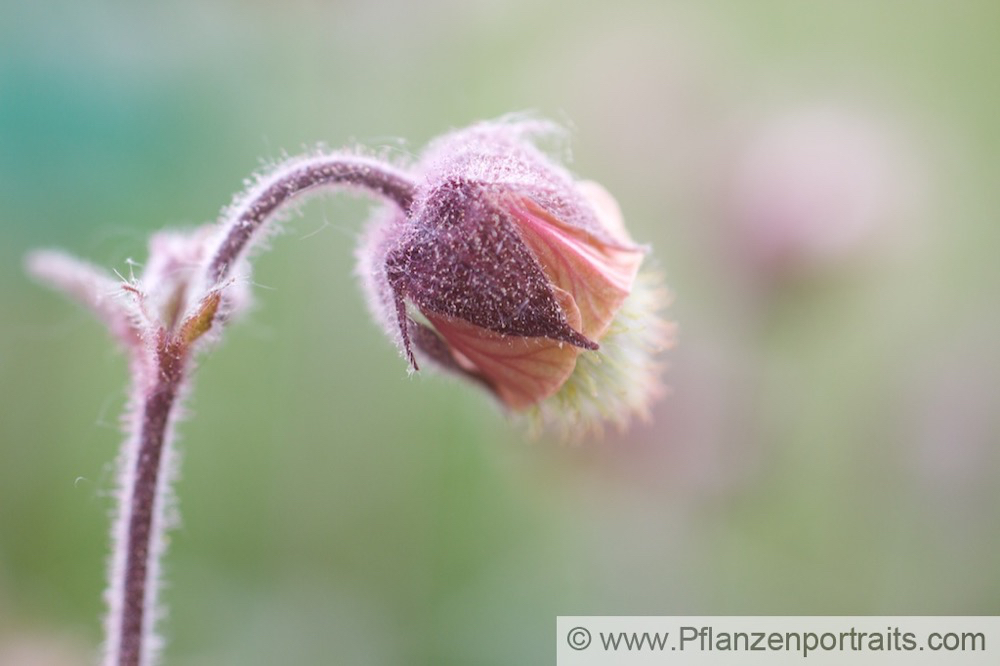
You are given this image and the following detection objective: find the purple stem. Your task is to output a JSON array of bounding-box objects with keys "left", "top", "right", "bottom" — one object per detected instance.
[
  {"left": 207, "top": 155, "right": 417, "bottom": 284},
  {"left": 114, "top": 337, "right": 185, "bottom": 666},
  {"left": 111, "top": 156, "right": 416, "bottom": 666}
]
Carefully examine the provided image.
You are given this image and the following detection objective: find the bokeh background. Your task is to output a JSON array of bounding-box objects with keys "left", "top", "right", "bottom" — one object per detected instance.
[{"left": 2, "top": 1, "right": 999, "bottom": 664}]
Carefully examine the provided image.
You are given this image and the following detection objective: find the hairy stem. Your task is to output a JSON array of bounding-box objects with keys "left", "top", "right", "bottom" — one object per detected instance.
[
  {"left": 105, "top": 154, "right": 416, "bottom": 666},
  {"left": 108, "top": 337, "right": 186, "bottom": 666},
  {"left": 207, "top": 155, "right": 417, "bottom": 284}
]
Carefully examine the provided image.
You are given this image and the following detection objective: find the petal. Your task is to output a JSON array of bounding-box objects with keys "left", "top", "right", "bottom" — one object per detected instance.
[
  {"left": 424, "top": 307, "right": 584, "bottom": 409},
  {"left": 505, "top": 192, "right": 644, "bottom": 340},
  {"left": 405, "top": 317, "right": 498, "bottom": 390},
  {"left": 576, "top": 180, "right": 633, "bottom": 246}
]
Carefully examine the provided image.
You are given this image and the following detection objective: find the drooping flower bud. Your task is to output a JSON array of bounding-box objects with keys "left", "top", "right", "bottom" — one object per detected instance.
[{"left": 358, "top": 119, "right": 673, "bottom": 433}]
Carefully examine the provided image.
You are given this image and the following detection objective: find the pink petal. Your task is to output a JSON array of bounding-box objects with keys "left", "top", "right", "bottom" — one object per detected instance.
[
  {"left": 505, "top": 192, "right": 643, "bottom": 340},
  {"left": 424, "top": 286, "right": 585, "bottom": 409}
]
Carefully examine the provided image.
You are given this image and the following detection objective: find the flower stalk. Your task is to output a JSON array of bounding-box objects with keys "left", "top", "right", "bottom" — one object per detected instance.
[
  {"left": 30, "top": 156, "right": 418, "bottom": 666},
  {"left": 112, "top": 335, "right": 186, "bottom": 666},
  {"left": 205, "top": 155, "right": 416, "bottom": 285}
]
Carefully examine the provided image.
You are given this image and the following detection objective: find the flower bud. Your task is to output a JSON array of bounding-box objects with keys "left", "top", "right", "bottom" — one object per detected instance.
[{"left": 358, "top": 120, "right": 673, "bottom": 432}]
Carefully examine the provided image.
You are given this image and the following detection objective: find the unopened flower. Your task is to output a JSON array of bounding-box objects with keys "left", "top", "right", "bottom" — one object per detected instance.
[{"left": 358, "top": 120, "right": 673, "bottom": 433}]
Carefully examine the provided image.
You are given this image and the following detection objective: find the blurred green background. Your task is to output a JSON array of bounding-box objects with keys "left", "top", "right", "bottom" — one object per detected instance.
[{"left": 2, "top": 0, "right": 999, "bottom": 663}]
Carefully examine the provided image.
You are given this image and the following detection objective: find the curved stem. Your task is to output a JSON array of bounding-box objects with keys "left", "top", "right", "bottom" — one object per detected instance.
[
  {"left": 207, "top": 155, "right": 417, "bottom": 285},
  {"left": 103, "top": 155, "right": 417, "bottom": 666}
]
